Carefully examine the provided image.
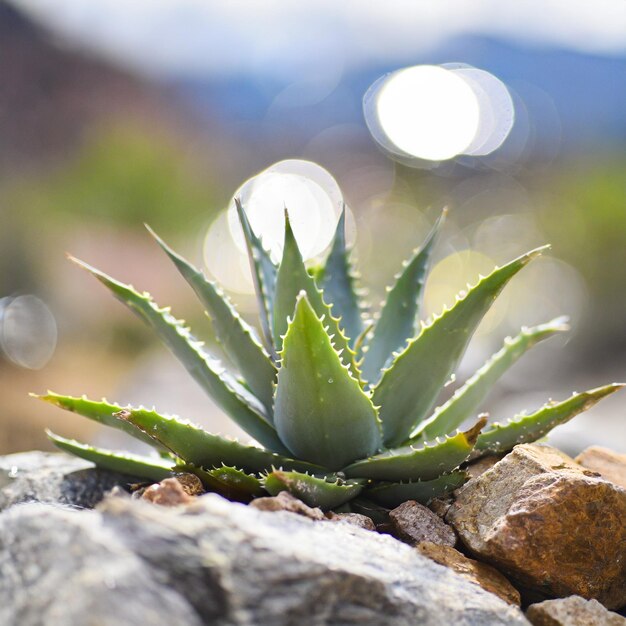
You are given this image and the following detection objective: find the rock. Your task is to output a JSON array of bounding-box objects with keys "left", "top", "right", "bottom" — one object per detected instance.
[
  {"left": 0, "top": 450, "right": 135, "bottom": 511},
  {"left": 417, "top": 542, "right": 521, "bottom": 607},
  {"left": 142, "top": 477, "right": 196, "bottom": 506},
  {"left": 575, "top": 446, "right": 626, "bottom": 490},
  {"left": 389, "top": 500, "right": 456, "bottom": 547},
  {"left": 447, "top": 444, "right": 626, "bottom": 609},
  {"left": 0, "top": 493, "right": 530, "bottom": 625},
  {"left": 428, "top": 495, "right": 453, "bottom": 519},
  {"left": 526, "top": 595, "right": 626, "bottom": 625},
  {"left": 326, "top": 511, "right": 376, "bottom": 531},
  {"left": 466, "top": 455, "right": 503, "bottom": 479},
  {"left": 248, "top": 490, "right": 325, "bottom": 520}
]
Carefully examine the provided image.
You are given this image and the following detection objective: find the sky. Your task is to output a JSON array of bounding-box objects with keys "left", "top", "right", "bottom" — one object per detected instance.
[{"left": 13, "top": 0, "right": 626, "bottom": 80}]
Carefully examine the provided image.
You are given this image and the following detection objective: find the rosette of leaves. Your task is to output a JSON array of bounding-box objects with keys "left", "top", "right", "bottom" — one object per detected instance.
[{"left": 37, "top": 202, "right": 622, "bottom": 511}]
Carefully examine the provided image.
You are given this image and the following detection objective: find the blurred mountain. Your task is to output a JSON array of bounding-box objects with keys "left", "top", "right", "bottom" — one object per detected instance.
[
  {"left": 178, "top": 35, "right": 626, "bottom": 155},
  {"left": 0, "top": 3, "right": 200, "bottom": 177}
]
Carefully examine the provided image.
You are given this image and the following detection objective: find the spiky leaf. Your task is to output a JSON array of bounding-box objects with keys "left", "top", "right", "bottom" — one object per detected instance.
[
  {"left": 235, "top": 199, "right": 277, "bottom": 353},
  {"left": 344, "top": 418, "right": 484, "bottom": 481},
  {"left": 361, "top": 209, "right": 446, "bottom": 385},
  {"left": 178, "top": 464, "right": 263, "bottom": 502},
  {"left": 264, "top": 470, "right": 365, "bottom": 510},
  {"left": 116, "top": 404, "right": 325, "bottom": 474},
  {"left": 272, "top": 212, "right": 359, "bottom": 377},
  {"left": 47, "top": 431, "right": 174, "bottom": 481},
  {"left": 147, "top": 226, "right": 276, "bottom": 411},
  {"left": 373, "top": 247, "right": 546, "bottom": 447},
  {"left": 320, "top": 206, "right": 364, "bottom": 347},
  {"left": 70, "top": 256, "right": 285, "bottom": 452},
  {"left": 410, "top": 317, "right": 569, "bottom": 442},
  {"left": 475, "top": 384, "right": 624, "bottom": 456},
  {"left": 36, "top": 392, "right": 168, "bottom": 451},
  {"left": 274, "top": 294, "right": 382, "bottom": 470},
  {"left": 366, "top": 471, "right": 468, "bottom": 508}
]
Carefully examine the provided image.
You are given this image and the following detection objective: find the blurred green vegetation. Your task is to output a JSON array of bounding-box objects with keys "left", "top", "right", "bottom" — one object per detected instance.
[{"left": 5, "top": 124, "right": 219, "bottom": 233}]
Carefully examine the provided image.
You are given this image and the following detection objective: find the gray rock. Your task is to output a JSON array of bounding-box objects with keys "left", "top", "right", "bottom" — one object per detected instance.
[
  {"left": 0, "top": 451, "right": 137, "bottom": 511},
  {"left": 526, "top": 595, "right": 626, "bottom": 625},
  {"left": 0, "top": 483, "right": 530, "bottom": 625}
]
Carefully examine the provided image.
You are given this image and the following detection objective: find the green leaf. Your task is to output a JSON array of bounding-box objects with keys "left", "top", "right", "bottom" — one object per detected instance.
[
  {"left": 409, "top": 317, "right": 570, "bottom": 442},
  {"left": 361, "top": 209, "right": 446, "bottom": 385},
  {"left": 272, "top": 211, "right": 359, "bottom": 378},
  {"left": 320, "top": 206, "right": 364, "bottom": 347},
  {"left": 177, "top": 464, "right": 263, "bottom": 502},
  {"left": 35, "top": 392, "right": 169, "bottom": 451},
  {"left": 147, "top": 226, "right": 277, "bottom": 412},
  {"left": 47, "top": 431, "right": 174, "bottom": 481},
  {"left": 475, "top": 383, "right": 625, "bottom": 456},
  {"left": 344, "top": 417, "right": 485, "bottom": 481},
  {"left": 69, "top": 255, "right": 285, "bottom": 452},
  {"left": 373, "top": 246, "right": 546, "bottom": 447},
  {"left": 274, "top": 294, "right": 382, "bottom": 470},
  {"left": 263, "top": 470, "right": 366, "bottom": 510},
  {"left": 116, "top": 405, "right": 326, "bottom": 475},
  {"left": 235, "top": 199, "right": 277, "bottom": 354},
  {"left": 366, "top": 471, "right": 468, "bottom": 508}
]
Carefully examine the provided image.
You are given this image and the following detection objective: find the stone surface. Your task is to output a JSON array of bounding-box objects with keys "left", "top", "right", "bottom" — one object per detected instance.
[
  {"left": 0, "top": 493, "right": 530, "bottom": 626},
  {"left": 326, "top": 511, "right": 376, "bottom": 530},
  {"left": 389, "top": 500, "right": 456, "bottom": 547},
  {"left": 417, "top": 542, "right": 521, "bottom": 606},
  {"left": 526, "top": 595, "right": 626, "bottom": 625},
  {"left": 465, "top": 455, "right": 503, "bottom": 480},
  {"left": 0, "top": 450, "right": 135, "bottom": 511},
  {"left": 248, "top": 490, "right": 325, "bottom": 520},
  {"left": 447, "top": 444, "right": 626, "bottom": 609},
  {"left": 575, "top": 446, "right": 626, "bottom": 489},
  {"left": 142, "top": 477, "right": 196, "bottom": 506}
]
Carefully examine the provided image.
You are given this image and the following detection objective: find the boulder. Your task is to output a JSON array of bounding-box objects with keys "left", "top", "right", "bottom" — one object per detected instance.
[
  {"left": 388, "top": 500, "right": 456, "bottom": 547},
  {"left": 526, "top": 595, "right": 626, "bottom": 625},
  {"left": 575, "top": 446, "right": 626, "bottom": 490},
  {"left": 0, "top": 451, "right": 530, "bottom": 625},
  {"left": 0, "top": 450, "right": 136, "bottom": 511},
  {"left": 447, "top": 444, "right": 626, "bottom": 609},
  {"left": 417, "top": 542, "right": 521, "bottom": 606}
]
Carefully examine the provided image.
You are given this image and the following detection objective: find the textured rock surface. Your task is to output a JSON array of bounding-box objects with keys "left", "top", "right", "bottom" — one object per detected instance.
[
  {"left": 248, "top": 490, "right": 325, "bottom": 520},
  {"left": 447, "top": 444, "right": 626, "bottom": 609},
  {"left": 526, "top": 595, "right": 626, "bottom": 625},
  {"left": 0, "top": 451, "right": 530, "bottom": 626},
  {"left": 575, "top": 446, "right": 626, "bottom": 489},
  {"left": 417, "top": 542, "right": 521, "bottom": 606},
  {"left": 0, "top": 450, "right": 135, "bottom": 511},
  {"left": 388, "top": 500, "right": 456, "bottom": 547},
  {"left": 326, "top": 511, "right": 377, "bottom": 530}
]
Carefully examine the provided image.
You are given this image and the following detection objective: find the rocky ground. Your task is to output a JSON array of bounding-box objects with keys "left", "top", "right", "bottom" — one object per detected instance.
[{"left": 0, "top": 443, "right": 625, "bottom": 625}]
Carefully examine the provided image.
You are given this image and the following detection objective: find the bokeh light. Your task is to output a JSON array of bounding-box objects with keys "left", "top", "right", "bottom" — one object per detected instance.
[
  {"left": 364, "top": 64, "right": 515, "bottom": 164},
  {"left": 0, "top": 295, "right": 57, "bottom": 369},
  {"left": 226, "top": 159, "right": 343, "bottom": 262}
]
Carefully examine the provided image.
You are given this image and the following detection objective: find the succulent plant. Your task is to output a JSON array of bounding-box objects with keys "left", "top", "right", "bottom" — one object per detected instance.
[{"left": 37, "top": 202, "right": 622, "bottom": 511}]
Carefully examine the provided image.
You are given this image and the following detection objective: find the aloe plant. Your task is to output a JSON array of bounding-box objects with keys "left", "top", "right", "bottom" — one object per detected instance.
[{"left": 38, "top": 203, "right": 623, "bottom": 511}]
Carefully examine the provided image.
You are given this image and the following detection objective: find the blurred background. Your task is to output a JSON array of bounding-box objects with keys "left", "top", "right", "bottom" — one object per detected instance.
[{"left": 0, "top": 0, "right": 625, "bottom": 455}]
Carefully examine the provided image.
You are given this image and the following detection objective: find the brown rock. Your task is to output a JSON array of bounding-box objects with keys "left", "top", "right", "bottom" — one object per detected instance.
[
  {"left": 325, "top": 512, "right": 376, "bottom": 531},
  {"left": 526, "top": 595, "right": 626, "bottom": 625},
  {"left": 466, "top": 454, "right": 503, "bottom": 479},
  {"left": 173, "top": 472, "right": 205, "bottom": 496},
  {"left": 248, "top": 491, "right": 325, "bottom": 520},
  {"left": 141, "top": 477, "right": 195, "bottom": 506},
  {"left": 389, "top": 500, "right": 456, "bottom": 547},
  {"left": 428, "top": 495, "right": 453, "bottom": 519},
  {"left": 446, "top": 444, "right": 626, "bottom": 609},
  {"left": 417, "top": 542, "right": 521, "bottom": 606},
  {"left": 576, "top": 446, "right": 626, "bottom": 490}
]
